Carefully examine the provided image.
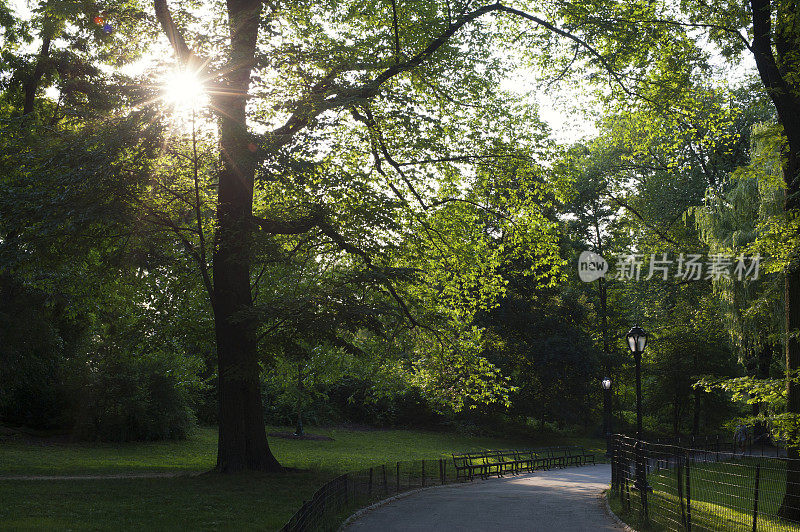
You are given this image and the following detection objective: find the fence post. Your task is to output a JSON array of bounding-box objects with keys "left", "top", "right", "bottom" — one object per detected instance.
[
  {"left": 396, "top": 462, "right": 400, "bottom": 493},
  {"left": 752, "top": 464, "right": 761, "bottom": 532},
  {"left": 677, "top": 458, "right": 686, "bottom": 529},
  {"left": 422, "top": 459, "right": 426, "bottom": 487},
  {"left": 344, "top": 473, "right": 349, "bottom": 506},
  {"left": 623, "top": 439, "right": 631, "bottom": 512},
  {"left": 686, "top": 450, "right": 692, "bottom": 532},
  {"left": 440, "top": 458, "right": 444, "bottom": 484},
  {"left": 368, "top": 467, "right": 373, "bottom": 497},
  {"left": 625, "top": 460, "right": 631, "bottom": 512},
  {"left": 611, "top": 437, "right": 617, "bottom": 494},
  {"left": 635, "top": 440, "right": 649, "bottom": 523},
  {"left": 382, "top": 464, "right": 388, "bottom": 496}
]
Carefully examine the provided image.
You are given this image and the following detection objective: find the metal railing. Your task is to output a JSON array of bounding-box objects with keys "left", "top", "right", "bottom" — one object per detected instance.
[
  {"left": 610, "top": 434, "right": 800, "bottom": 531},
  {"left": 279, "top": 458, "right": 463, "bottom": 532},
  {"left": 279, "top": 445, "right": 598, "bottom": 531}
]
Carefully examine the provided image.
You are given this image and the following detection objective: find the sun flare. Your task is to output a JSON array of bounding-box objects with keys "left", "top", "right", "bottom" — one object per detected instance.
[{"left": 162, "top": 69, "right": 207, "bottom": 111}]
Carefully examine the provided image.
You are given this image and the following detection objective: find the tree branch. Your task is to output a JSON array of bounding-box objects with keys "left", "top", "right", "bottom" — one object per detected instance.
[
  {"left": 607, "top": 193, "right": 681, "bottom": 247},
  {"left": 750, "top": 0, "right": 800, "bottom": 137},
  {"left": 153, "top": 0, "right": 194, "bottom": 64},
  {"left": 496, "top": 5, "right": 636, "bottom": 99},
  {"left": 139, "top": 206, "right": 215, "bottom": 301},
  {"left": 390, "top": 0, "right": 401, "bottom": 63},
  {"left": 315, "top": 219, "right": 420, "bottom": 327},
  {"left": 251, "top": 208, "right": 324, "bottom": 235},
  {"left": 617, "top": 16, "right": 753, "bottom": 53},
  {"left": 267, "top": 3, "right": 505, "bottom": 150}
]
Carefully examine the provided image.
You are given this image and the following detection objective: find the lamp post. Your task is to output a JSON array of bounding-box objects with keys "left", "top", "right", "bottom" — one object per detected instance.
[
  {"left": 626, "top": 325, "right": 647, "bottom": 438},
  {"left": 626, "top": 324, "right": 649, "bottom": 521},
  {"left": 602, "top": 377, "right": 612, "bottom": 456}
]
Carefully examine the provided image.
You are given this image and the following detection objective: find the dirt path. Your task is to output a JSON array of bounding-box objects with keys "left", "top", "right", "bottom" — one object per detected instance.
[{"left": 344, "top": 464, "right": 621, "bottom": 532}]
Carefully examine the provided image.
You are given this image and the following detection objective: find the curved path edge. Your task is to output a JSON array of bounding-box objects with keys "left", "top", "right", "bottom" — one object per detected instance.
[
  {"left": 339, "top": 479, "right": 482, "bottom": 531},
  {"left": 602, "top": 491, "right": 637, "bottom": 532},
  {"left": 343, "top": 464, "right": 621, "bottom": 531}
]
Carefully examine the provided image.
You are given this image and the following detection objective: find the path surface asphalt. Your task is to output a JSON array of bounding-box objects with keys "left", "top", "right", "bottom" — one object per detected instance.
[{"left": 344, "top": 464, "right": 621, "bottom": 532}]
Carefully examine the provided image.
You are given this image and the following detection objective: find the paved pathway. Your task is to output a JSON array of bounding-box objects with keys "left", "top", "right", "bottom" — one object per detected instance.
[{"left": 345, "top": 464, "right": 621, "bottom": 532}]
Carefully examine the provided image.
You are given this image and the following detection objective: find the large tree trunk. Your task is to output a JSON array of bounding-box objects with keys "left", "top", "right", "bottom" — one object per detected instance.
[
  {"left": 211, "top": 0, "right": 281, "bottom": 473},
  {"left": 152, "top": 0, "right": 280, "bottom": 472},
  {"left": 775, "top": 71, "right": 800, "bottom": 526}
]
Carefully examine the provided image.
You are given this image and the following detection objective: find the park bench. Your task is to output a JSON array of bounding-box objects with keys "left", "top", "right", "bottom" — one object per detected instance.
[
  {"left": 514, "top": 449, "right": 549, "bottom": 472},
  {"left": 453, "top": 446, "right": 595, "bottom": 481},
  {"left": 545, "top": 447, "right": 568, "bottom": 468},
  {"left": 549, "top": 445, "right": 595, "bottom": 467},
  {"left": 575, "top": 446, "right": 596, "bottom": 465},
  {"left": 453, "top": 451, "right": 512, "bottom": 479},
  {"left": 452, "top": 452, "right": 485, "bottom": 480},
  {"left": 488, "top": 450, "right": 519, "bottom": 476}
]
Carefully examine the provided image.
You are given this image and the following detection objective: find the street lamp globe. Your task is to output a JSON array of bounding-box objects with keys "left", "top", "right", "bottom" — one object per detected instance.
[
  {"left": 626, "top": 325, "right": 647, "bottom": 353},
  {"left": 602, "top": 377, "right": 612, "bottom": 390}
]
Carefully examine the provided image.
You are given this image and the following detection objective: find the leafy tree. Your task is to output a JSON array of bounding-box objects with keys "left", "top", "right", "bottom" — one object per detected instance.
[
  {"left": 151, "top": 0, "right": 597, "bottom": 472},
  {"left": 636, "top": 0, "right": 800, "bottom": 517}
]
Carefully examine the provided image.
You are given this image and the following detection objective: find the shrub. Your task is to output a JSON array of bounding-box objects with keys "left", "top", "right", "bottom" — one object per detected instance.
[
  {"left": 71, "top": 348, "right": 201, "bottom": 441},
  {"left": 0, "top": 277, "right": 74, "bottom": 429}
]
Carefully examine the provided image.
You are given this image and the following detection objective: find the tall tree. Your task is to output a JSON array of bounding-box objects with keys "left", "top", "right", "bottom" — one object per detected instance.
[{"left": 152, "top": 0, "right": 570, "bottom": 472}]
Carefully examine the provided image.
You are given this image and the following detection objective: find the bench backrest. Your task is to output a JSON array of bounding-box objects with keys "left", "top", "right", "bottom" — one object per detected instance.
[
  {"left": 548, "top": 446, "right": 581, "bottom": 456},
  {"left": 452, "top": 453, "right": 471, "bottom": 467},
  {"left": 454, "top": 446, "right": 586, "bottom": 469},
  {"left": 521, "top": 449, "right": 543, "bottom": 459}
]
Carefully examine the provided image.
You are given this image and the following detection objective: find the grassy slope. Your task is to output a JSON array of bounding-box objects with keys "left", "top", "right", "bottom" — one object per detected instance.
[
  {"left": 608, "top": 457, "right": 800, "bottom": 532},
  {"left": 0, "top": 426, "right": 604, "bottom": 530}
]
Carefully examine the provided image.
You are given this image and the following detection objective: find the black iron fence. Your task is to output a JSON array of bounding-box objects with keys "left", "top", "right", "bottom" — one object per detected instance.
[
  {"left": 646, "top": 434, "right": 785, "bottom": 458},
  {"left": 279, "top": 458, "right": 463, "bottom": 532},
  {"left": 610, "top": 434, "right": 800, "bottom": 531}
]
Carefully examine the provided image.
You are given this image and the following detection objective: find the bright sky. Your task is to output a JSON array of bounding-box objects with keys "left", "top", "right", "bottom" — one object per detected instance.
[{"left": 501, "top": 69, "right": 599, "bottom": 144}]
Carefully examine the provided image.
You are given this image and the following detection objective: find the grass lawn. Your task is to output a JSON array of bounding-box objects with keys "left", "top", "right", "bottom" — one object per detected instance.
[
  {"left": 608, "top": 456, "right": 800, "bottom": 531},
  {"left": 0, "top": 426, "right": 604, "bottom": 530}
]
